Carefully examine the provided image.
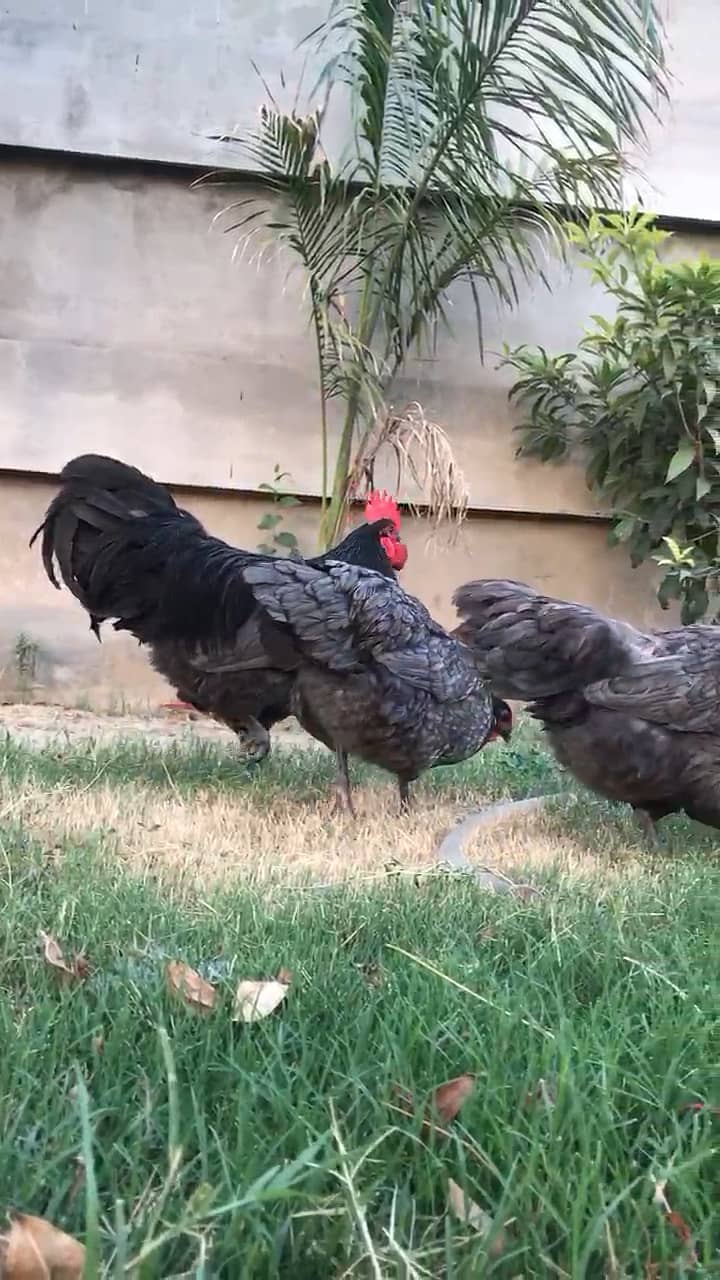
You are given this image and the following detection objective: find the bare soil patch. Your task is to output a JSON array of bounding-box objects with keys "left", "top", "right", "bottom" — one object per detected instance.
[{"left": 0, "top": 701, "right": 310, "bottom": 751}]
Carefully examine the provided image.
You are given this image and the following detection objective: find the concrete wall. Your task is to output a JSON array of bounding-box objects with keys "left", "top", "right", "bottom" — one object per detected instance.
[
  {"left": 1, "top": 154, "right": 718, "bottom": 511},
  {"left": 0, "top": 1, "right": 718, "bottom": 708},
  {"left": 0, "top": 1, "right": 339, "bottom": 166},
  {"left": 0, "top": 148, "right": 715, "bottom": 706},
  {"left": 0, "top": 1, "right": 717, "bottom": 219}
]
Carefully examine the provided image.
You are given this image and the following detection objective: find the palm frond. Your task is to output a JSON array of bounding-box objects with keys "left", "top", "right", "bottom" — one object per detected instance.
[{"left": 203, "top": 0, "right": 666, "bottom": 540}]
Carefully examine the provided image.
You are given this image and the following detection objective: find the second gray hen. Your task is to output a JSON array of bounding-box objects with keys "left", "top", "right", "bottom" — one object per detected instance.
[
  {"left": 243, "top": 557, "right": 509, "bottom": 813},
  {"left": 453, "top": 578, "right": 720, "bottom": 839}
]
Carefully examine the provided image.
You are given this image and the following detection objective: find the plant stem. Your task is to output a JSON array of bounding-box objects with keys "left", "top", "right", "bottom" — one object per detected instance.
[
  {"left": 321, "top": 389, "right": 360, "bottom": 548},
  {"left": 310, "top": 281, "right": 330, "bottom": 519},
  {"left": 319, "top": 246, "right": 383, "bottom": 547}
]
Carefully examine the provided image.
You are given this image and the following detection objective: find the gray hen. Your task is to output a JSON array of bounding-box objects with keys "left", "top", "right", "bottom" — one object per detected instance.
[
  {"left": 453, "top": 578, "right": 720, "bottom": 838},
  {"left": 243, "top": 557, "right": 507, "bottom": 813}
]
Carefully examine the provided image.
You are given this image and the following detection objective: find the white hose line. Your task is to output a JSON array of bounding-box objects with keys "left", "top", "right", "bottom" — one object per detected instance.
[{"left": 435, "top": 793, "right": 573, "bottom": 894}]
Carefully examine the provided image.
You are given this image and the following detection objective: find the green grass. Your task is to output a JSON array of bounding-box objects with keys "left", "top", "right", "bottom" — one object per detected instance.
[
  {"left": 0, "top": 718, "right": 562, "bottom": 802},
  {"left": 1, "top": 733, "right": 719, "bottom": 1276}
]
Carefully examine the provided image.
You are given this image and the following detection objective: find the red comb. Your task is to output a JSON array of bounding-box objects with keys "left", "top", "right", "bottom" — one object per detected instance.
[{"left": 364, "top": 489, "right": 400, "bottom": 531}]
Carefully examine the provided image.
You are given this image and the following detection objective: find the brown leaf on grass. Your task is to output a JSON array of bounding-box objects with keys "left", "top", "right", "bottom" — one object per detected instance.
[
  {"left": 40, "top": 933, "right": 69, "bottom": 973},
  {"left": 232, "top": 978, "right": 288, "bottom": 1023},
  {"left": 447, "top": 1179, "right": 506, "bottom": 1255},
  {"left": 392, "top": 1073, "right": 475, "bottom": 1138},
  {"left": 653, "top": 1179, "right": 697, "bottom": 1265},
  {"left": 447, "top": 1178, "right": 493, "bottom": 1232},
  {"left": 275, "top": 967, "right": 293, "bottom": 985},
  {"left": 666, "top": 1211, "right": 693, "bottom": 1246},
  {"left": 0, "top": 1211, "right": 85, "bottom": 1279},
  {"left": 432, "top": 1074, "right": 476, "bottom": 1124},
  {"left": 165, "top": 961, "right": 217, "bottom": 1016},
  {"left": 71, "top": 955, "right": 90, "bottom": 981},
  {"left": 39, "top": 933, "right": 88, "bottom": 985}
]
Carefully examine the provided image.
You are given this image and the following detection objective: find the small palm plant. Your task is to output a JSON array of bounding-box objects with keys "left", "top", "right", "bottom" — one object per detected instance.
[{"left": 204, "top": 0, "right": 666, "bottom": 548}]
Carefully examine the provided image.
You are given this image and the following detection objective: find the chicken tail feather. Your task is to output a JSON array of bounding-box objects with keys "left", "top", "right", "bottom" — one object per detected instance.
[{"left": 31, "top": 454, "right": 190, "bottom": 628}]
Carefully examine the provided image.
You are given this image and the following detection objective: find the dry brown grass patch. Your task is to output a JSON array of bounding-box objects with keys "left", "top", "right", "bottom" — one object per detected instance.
[{"left": 2, "top": 770, "right": 649, "bottom": 891}]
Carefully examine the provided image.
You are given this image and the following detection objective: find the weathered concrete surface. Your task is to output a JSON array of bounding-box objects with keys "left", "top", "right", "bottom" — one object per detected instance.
[
  {"left": 1, "top": 473, "right": 668, "bottom": 709},
  {"left": 0, "top": 1, "right": 716, "bottom": 219},
  {"left": 0, "top": 1, "right": 338, "bottom": 167},
  {"left": 1, "top": 157, "right": 718, "bottom": 518},
  {"left": 625, "top": 0, "right": 720, "bottom": 221}
]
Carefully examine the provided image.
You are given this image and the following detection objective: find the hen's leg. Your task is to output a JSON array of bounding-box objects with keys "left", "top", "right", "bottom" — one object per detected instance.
[
  {"left": 333, "top": 750, "right": 356, "bottom": 819},
  {"left": 635, "top": 809, "right": 663, "bottom": 849},
  {"left": 398, "top": 780, "right": 411, "bottom": 813},
  {"left": 234, "top": 717, "right": 271, "bottom": 764}
]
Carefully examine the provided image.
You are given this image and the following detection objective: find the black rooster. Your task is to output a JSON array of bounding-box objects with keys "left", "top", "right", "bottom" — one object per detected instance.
[
  {"left": 454, "top": 578, "right": 720, "bottom": 839},
  {"left": 32, "top": 455, "right": 408, "bottom": 804}
]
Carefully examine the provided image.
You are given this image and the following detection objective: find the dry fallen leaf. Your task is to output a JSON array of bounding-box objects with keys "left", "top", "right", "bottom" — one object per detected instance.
[
  {"left": 653, "top": 1179, "right": 697, "bottom": 1266},
  {"left": 71, "top": 955, "right": 91, "bottom": 981},
  {"left": 232, "top": 978, "right": 288, "bottom": 1023},
  {"left": 447, "top": 1179, "right": 507, "bottom": 1254},
  {"left": 40, "top": 932, "right": 70, "bottom": 973},
  {"left": 275, "top": 967, "right": 293, "bottom": 986},
  {"left": 0, "top": 1211, "right": 85, "bottom": 1279},
  {"left": 447, "top": 1178, "right": 493, "bottom": 1232},
  {"left": 431, "top": 1074, "right": 476, "bottom": 1125},
  {"left": 165, "top": 961, "right": 217, "bottom": 1016},
  {"left": 39, "top": 933, "right": 88, "bottom": 985},
  {"left": 392, "top": 1073, "right": 475, "bottom": 1138}
]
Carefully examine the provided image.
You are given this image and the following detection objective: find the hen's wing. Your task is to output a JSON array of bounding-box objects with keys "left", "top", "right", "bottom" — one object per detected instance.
[
  {"left": 585, "top": 650, "right": 720, "bottom": 734},
  {"left": 654, "top": 623, "right": 720, "bottom": 656},
  {"left": 244, "top": 559, "right": 478, "bottom": 702},
  {"left": 184, "top": 609, "right": 298, "bottom": 675},
  {"left": 452, "top": 579, "right": 653, "bottom": 700}
]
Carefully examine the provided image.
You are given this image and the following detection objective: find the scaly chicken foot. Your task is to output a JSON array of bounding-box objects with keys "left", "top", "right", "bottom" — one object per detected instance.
[
  {"left": 634, "top": 808, "right": 665, "bottom": 850},
  {"left": 233, "top": 717, "right": 271, "bottom": 765},
  {"left": 333, "top": 750, "right": 356, "bottom": 819}
]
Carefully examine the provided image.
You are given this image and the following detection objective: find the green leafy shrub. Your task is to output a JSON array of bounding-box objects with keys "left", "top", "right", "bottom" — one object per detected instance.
[{"left": 503, "top": 210, "right": 720, "bottom": 622}]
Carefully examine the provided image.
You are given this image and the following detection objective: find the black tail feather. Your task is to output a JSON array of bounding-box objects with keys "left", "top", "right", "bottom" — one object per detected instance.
[
  {"left": 32, "top": 454, "right": 402, "bottom": 651},
  {"left": 31, "top": 454, "right": 197, "bottom": 628}
]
